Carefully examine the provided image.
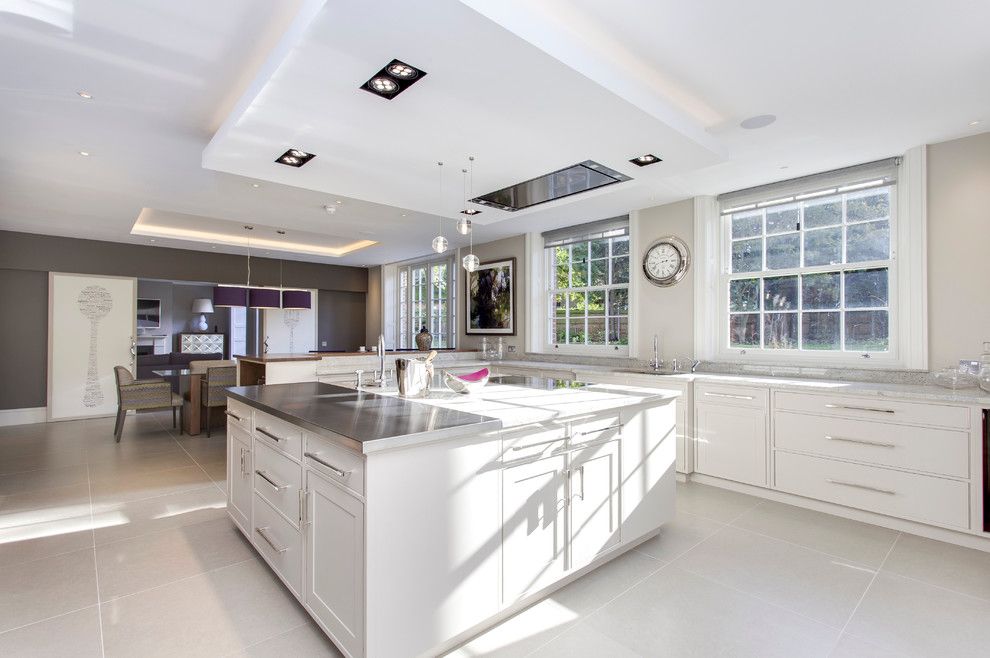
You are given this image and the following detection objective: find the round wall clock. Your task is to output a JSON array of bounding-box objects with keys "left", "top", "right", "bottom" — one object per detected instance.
[{"left": 643, "top": 236, "right": 690, "bottom": 287}]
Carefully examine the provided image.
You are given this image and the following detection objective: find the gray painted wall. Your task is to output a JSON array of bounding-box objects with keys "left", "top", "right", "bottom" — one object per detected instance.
[
  {"left": 0, "top": 231, "right": 369, "bottom": 410},
  {"left": 319, "top": 290, "right": 368, "bottom": 351}
]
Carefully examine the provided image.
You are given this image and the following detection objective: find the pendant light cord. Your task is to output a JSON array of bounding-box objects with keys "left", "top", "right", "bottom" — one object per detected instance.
[{"left": 437, "top": 161, "right": 444, "bottom": 238}]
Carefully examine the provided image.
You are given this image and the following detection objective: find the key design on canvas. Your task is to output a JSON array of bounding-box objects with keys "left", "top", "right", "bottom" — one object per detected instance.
[
  {"left": 78, "top": 285, "right": 113, "bottom": 407},
  {"left": 284, "top": 310, "right": 301, "bottom": 353}
]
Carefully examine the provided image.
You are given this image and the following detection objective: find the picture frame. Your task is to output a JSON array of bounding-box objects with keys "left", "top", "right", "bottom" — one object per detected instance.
[{"left": 465, "top": 257, "right": 516, "bottom": 335}]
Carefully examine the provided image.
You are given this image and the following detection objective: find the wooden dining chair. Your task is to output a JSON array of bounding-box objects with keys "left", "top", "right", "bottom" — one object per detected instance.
[{"left": 113, "top": 366, "right": 183, "bottom": 442}]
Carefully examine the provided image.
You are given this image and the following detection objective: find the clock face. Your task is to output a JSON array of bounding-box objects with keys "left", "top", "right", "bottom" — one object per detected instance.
[{"left": 643, "top": 238, "right": 689, "bottom": 286}]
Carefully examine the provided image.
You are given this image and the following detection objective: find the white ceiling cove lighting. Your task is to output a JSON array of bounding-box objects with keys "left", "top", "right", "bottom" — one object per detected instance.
[{"left": 740, "top": 114, "right": 777, "bottom": 129}]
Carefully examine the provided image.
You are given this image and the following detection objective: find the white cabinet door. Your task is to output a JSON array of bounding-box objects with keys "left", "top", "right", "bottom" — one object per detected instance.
[
  {"left": 305, "top": 469, "right": 364, "bottom": 658},
  {"left": 501, "top": 454, "right": 568, "bottom": 604},
  {"left": 48, "top": 273, "right": 136, "bottom": 419},
  {"left": 569, "top": 440, "right": 621, "bottom": 569},
  {"left": 227, "top": 430, "right": 252, "bottom": 533},
  {"left": 695, "top": 402, "right": 767, "bottom": 486}
]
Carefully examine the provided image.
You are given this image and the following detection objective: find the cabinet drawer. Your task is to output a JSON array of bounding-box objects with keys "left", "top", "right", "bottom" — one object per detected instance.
[
  {"left": 252, "top": 493, "right": 303, "bottom": 596},
  {"left": 224, "top": 399, "right": 252, "bottom": 433},
  {"left": 774, "top": 451, "right": 969, "bottom": 529},
  {"left": 501, "top": 424, "right": 568, "bottom": 462},
  {"left": 774, "top": 391, "right": 970, "bottom": 430},
  {"left": 775, "top": 411, "right": 970, "bottom": 478},
  {"left": 695, "top": 383, "right": 769, "bottom": 410},
  {"left": 304, "top": 432, "right": 365, "bottom": 497},
  {"left": 253, "top": 439, "right": 304, "bottom": 526},
  {"left": 570, "top": 413, "right": 622, "bottom": 440},
  {"left": 254, "top": 411, "right": 303, "bottom": 461}
]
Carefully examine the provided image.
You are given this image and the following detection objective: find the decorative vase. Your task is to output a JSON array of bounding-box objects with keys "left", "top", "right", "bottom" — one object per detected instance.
[{"left": 415, "top": 326, "right": 433, "bottom": 351}]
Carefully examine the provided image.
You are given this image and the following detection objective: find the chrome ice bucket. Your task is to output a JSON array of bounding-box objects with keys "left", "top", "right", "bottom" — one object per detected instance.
[{"left": 395, "top": 358, "right": 433, "bottom": 397}]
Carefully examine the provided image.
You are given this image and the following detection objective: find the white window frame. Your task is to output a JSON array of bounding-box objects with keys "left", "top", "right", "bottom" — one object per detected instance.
[
  {"left": 696, "top": 147, "right": 927, "bottom": 370},
  {"left": 394, "top": 255, "right": 456, "bottom": 350},
  {"left": 538, "top": 219, "right": 632, "bottom": 357}
]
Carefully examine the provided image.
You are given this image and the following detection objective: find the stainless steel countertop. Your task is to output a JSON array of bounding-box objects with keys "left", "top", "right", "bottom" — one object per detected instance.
[{"left": 226, "top": 382, "right": 502, "bottom": 451}]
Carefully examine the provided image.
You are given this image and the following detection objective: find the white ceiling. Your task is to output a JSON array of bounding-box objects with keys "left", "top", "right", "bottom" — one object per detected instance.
[{"left": 1, "top": 0, "right": 987, "bottom": 266}]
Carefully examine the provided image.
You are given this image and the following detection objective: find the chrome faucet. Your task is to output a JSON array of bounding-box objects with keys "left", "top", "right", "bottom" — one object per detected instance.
[
  {"left": 372, "top": 334, "right": 386, "bottom": 386},
  {"left": 690, "top": 359, "right": 701, "bottom": 373},
  {"left": 648, "top": 334, "right": 663, "bottom": 372}
]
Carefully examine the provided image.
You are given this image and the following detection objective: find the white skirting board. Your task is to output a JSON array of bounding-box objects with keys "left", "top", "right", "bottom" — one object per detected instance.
[{"left": 0, "top": 407, "right": 48, "bottom": 426}]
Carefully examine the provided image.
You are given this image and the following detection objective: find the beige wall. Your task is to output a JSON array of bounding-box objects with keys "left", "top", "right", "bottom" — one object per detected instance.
[
  {"left": 632, "top": 199, "right": 696, "bottom": 362},
  {"left": 926, "top": 131, "right": 990, "bottom": 368},
  {"left": 365, "top": 266, "right": 382, "bottom": 348},
  {"left": 457, "top": 235, "right": 527, "bottom": 353}
]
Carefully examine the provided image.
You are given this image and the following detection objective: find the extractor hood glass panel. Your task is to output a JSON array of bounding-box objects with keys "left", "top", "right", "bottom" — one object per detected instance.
[{"left": 470, "top": 161, "right": 631, "bottom": 212}]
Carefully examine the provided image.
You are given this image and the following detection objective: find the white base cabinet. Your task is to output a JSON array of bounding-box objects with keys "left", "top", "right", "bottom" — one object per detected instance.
[
  {"left": 228, "top": 393, "right": 677, "bottom": 658},
  {"left": 694, "top": 383, "right": 769, "bottom": 487}
]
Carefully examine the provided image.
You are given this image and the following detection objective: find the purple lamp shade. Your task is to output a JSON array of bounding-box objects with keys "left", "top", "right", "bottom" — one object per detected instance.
[
  {"left": 281, "top": 290, "right": 311, "bottom": 309},
  {"left": 212, "top": 286, "right": 247, "bottom": 307},
  {"left": 248, "top": 287, "right": 281, "bottom": 309}
]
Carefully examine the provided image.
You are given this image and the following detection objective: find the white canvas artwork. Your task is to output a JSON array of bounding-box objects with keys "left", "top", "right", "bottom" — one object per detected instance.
[
  {"left": 49, "top": 274, "right": 136, "bottom": 420},
  {"left": 264, "top": 296, "right": 317, "bottom": 354}
]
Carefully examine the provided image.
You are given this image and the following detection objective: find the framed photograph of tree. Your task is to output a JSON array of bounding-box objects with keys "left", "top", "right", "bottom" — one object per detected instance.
[{"left": 466, "top": 258, "right": 515, "bottom": 335}]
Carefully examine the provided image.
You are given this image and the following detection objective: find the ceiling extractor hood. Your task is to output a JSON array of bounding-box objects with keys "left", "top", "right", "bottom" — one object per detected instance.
[{"left": 469, "top": 160, "right": 632, "bottom": 212}]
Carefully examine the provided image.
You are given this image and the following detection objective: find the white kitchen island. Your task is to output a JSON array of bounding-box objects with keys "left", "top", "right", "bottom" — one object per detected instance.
[{"left": 225, "top": 375, "right": 679, "bottom": 658}]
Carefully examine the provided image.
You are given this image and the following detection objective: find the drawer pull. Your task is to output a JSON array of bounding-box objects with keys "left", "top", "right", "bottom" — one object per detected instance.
[
  {"left": 826, "top": 478, "right": 896, "bottom": 495},
  {"left": 304, "top": 451, "right": 350, "bottom": 478},
  {"left": 255, "top": 469, "right": 289, "bottom": 491},
  {"left": 257, "top": 427, "right": 285, "bottom": 443},
  {"left": 510, "top": 437, "right": 565, "bottom": 451},
  {"left": 824, "top": 404, "right": 895, "bottom": 415},
  {"left": 255, "top": 526, "right": 288, "bottom": 553},
  {"left": 825, "top": 435, "right": 896, "bottom": 449},
  {"left": 703, "top": 392, "right": 755, "bottom": 401},
  {"left": 225, "top": 410, "right": 243, "bottom": 421},
  {"left": 573, "top": 424, "right": 622, "bottom": 436}
]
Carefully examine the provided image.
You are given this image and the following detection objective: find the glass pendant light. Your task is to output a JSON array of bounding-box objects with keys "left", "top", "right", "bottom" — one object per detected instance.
[
  {"left": 432, "top": 161, "right": 448, "bottom": 253},
  {"left": 462, "top": 156, "right": 479, "bottom": 271}
]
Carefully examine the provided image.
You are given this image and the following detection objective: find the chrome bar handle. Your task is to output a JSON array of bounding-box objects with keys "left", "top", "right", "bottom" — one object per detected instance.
[
  {"left": 257, "top": 427, "right": 284, "bottom": 442},
  {"left": 703, "top": 392, "right": 755, "bottom": 401},
  {"left": 255, "top": 527, "right": 288, "bottom": 553},
  {"left": 304, "top": 451, "right": 350, "bottom": 478},
  {"left": 573, "top": 465, "right": 585, "bottom": 501},
  {"left": 255, "top": 469, "right": 289, "bottom": 491},
  {"left": 825, "top": 435, "right": 896, "bottom": 448},
  {"left": 225, "top": 410, "right": 242, "bottom": 421},
  {"left": 510, "top": 437, "right": 565, "bottom": 451},
  {"left": 239, "top": 447, "right": 247, "bottom": 476},
  {"left": 824, "top": 403, "right": 895, "bottom": 414},
  {"left": 298, "top": 488, "right": 307, "bottom": 525},
  {"left": 826, "top": 478, "right": 896, "bottom": 495},
  {"left": 572, "top": 424, "right": 623, "bottom": 437}
]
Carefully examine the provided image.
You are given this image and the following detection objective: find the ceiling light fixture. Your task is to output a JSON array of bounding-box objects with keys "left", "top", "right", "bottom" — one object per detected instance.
[
  {"left": 740, "top": 114, "right": 777, "bottom": 129},
  {"left": 323, "top": 204, "right": 336, "bottom": 215},
  {"left": 360, "top": 59, "right": 427, "bottom": 99},
  {"left": 461, "top": 158, "right": 480, "bottom": 271},
  {"left": 629, "top": 153, "right": 662, "bottom": 167},
  {"left": 459, "top": 155, "right": 481, "bottom": 219},
  {"left": 76, "top": 91, "right": 92, "bottom": 99},
  {"left": 251, "top": 183, "right": 260, "bottom": 188},
  {"left": 78, "top": 151, "right": 90, "bottom": 156},
  {"left": 970, "top": 120, "right": 982, "bottom": 126},
  {"left": 457, "top": 168, "right": 473, "bottom": 236},
  {"left": 432, "top": 161, "right": 448, "bottom": 254},
  {"left": 275, "top": 148, "right": 315, "bottom": 167}
]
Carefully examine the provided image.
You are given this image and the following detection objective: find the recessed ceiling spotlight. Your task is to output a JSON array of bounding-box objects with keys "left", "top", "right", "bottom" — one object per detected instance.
[
  {"left": 401, "top": 213, "right": 408, "bottom": 217},
  {"left": 460, "top": 208, "right": 482, "bottom": 216},
  {"left": 276, "top": 230, "right": 286, "bottom": 235},
  {"left": 970, "top": 120, "right": 982, "bottom": 126},
  {"left": 244, "top": 225, "right": 254, "bottom": 230},
  {"left": 76, "top": 91, "right": 92, "bottom": 99},
  {"left": 323, "top": 205, "right": 336, "bottom": 215},
  {"left": 360, "top": 59, "right": 427, "bottom": 99},
  {"left": 275, "top": 148, "right": 315, "bottom": 167},
  {"left": 78, "top": 150, "right": 90, "bottom": 156},
  {"left": 629, "top": 153, "right": 662, "bottom": 167},
  {"left": 335, "top": 199, "right": 342, "bottom": 204},
  {"left": 740, "top": 114, "right": 777, "bottom": 129},
  {"left": 251, "top": 183, "right": 260, "bottom": 188}
]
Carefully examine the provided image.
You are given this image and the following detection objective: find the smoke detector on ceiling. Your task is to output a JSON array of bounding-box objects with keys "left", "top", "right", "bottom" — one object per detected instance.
[{"left": 323, "top": 205, "right": 336, "bottom": 215}]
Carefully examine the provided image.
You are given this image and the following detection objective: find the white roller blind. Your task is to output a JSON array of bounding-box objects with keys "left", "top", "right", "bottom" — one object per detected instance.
[
  {"left": 718, "top": 158, "right": 900, "bottom": 214},
  {"left": 542, "top": 215, "right": 629, "bottom": 248}
]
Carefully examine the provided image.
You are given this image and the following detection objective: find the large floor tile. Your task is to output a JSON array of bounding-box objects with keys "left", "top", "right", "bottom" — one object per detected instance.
[
  {"left": 529, "top": 620, "right": 643, "bottom": 657},
  {"left": 674, "top": 481, "right": 762, "bottom": 522},
  {"left": 85, "top": 436, "right": 183, "bottom": 464},
  {"left": 676, "top": 525, "right": 875, "bottom": 627},
  {"left": 101, "top": 558, "right": 309, "bottom": 658},
  {"left": 829, "top": 632, "right": 906, "bottom": 658},
  {"left": 200, "top": 457, "right": 228, "bottom": 488},
  {"left": 579, "top": 566, "right": 839, "bottom": 657},
  {"left": 90, "top": 464, "right": 215, "bottom": 505},
  {"left": 0, "top": 482, "right": 94, "bottom": 565},
  {"left": 0, "top": 547, "right": 98, "bottom": 633},
  {"left": 228, "top": 623, "right": 343, "bottom": 657},
  {"left": 0, "top": 447, "right": 87, "bottom": 475},
  {"left": 96, "top": 516, "right": 254, "bottom": 600},
  {"left": 0, "top": 463, "right": 89, "bottom": 496},
  {"left": 176, "top": 435, "right": 229, "bottom": 462},
  {"left": 550, "top": 548, "right": 665, "bottom": 615},
  {"left": 93, "top": 484, "right": 227, "bottom": 546},
  {"left": 87, "top": 448, "right": 196, "bottom": 480},
  {"left": 0, "top": 605, "right": 103, "bottom": 658},
  {"left": 731, "top": 499, "right": 899, "bottom": 567},
  {"left": 845, "top": 571, "right": 990, "bottom": 658},
  {"left": 881, "top": 532, "right": 990, "bottom": 601},
  {"left": 635, "top": 510, "right": 724, "bottom": 562}
]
